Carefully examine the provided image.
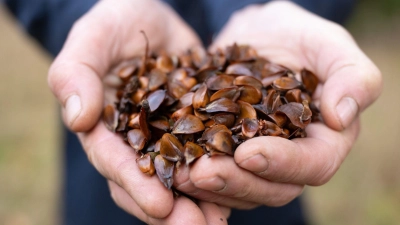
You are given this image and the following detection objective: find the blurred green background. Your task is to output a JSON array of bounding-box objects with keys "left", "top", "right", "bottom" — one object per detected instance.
[{"left": 0, "top": 1, "right": 399, "bottom": 224}]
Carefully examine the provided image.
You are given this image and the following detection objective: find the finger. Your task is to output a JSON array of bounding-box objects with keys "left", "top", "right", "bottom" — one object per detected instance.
[
  {"left": 109, "top": 181, "right": 209, "bottom": 225},
  {"left": 79, "top": 121, "right": 174, "bottom": 218},
  {"left": 48, "top": 0, "right": 201, "bottom": 132},
  {"left": 198, "top": 201, "right": 230, "bottom": 225},
  {"left": 108, "top": 180, "right": 151, "bottom": 223},
  {"left": 235, "top": 119, "right": 360, "bottom": 186},
  {"left": 298, "top": 23, "right": 383, "bottom": 131},
  {"left": 174, "top": 165, "right": 259, "bottom": 209},
  {"left": 47, "top": 1, "right": 117, "bottom": 132},
  {"left": 189, "top": 155, "right": 304, "bottom": 206}
]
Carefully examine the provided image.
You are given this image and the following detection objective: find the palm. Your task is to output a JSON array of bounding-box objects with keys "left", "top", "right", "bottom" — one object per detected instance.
[
  {"left": 178, "top": 1, "right": 381, "bottom": 206},
  {"left": 204, "top": 2, "right": 382, "bottom": 187}
]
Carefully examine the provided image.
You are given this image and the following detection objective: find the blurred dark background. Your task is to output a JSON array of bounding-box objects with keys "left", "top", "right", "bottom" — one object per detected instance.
[{"left": 0, "top": 1, "right": 399, "bottom": 224}]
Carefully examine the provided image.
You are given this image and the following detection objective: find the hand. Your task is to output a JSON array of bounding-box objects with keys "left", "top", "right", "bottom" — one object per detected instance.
[
  {"left": 48, "top": 0, "right": 230, "bottom": 224},
  {"left": 175, "top": 1, "right": 382, "bottom": 208}
]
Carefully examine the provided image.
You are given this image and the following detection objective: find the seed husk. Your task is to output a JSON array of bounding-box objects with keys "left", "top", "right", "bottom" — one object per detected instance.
[
  {"left": 137, "top": 153, "right": 156, "bottom": 176},
  {"left": 160, "top": 133, "right": 184, "bottom": 162},
  {"left": 184, "top": 141, "right": 205, "bottom": 165},
  {"left": 201, "top": 98, "right": 240, "bottom": 114},
  {"left": 127, "top": 129, "right": 147, "bottom": 153},
  {"left": 154, "top": 155, "right": 174, "bottom": 189},
  {"left": 103, "top": 42, "right": 321, "bottom": 189},
  {"left": 172, "top": 114, "right": 205, "bottom": 134},
  {"left": 103, "top": 104, "right": 118, "bottom": 131}
]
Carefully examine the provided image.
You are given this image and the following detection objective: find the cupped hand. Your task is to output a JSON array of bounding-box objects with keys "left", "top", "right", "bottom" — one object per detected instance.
[
  {"left": 176, "top": 1, "right": 382, "bottom": 208},
  {"left": 47, "top": 0, "right": 230, "bottom": 224}
]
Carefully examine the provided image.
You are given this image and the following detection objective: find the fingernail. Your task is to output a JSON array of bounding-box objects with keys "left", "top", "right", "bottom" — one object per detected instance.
[
  {"left": 65, "top": 94, "right": 81, "bottom": 126},
  {"left": 336, "top": 97, "right": 358, "bottom": 128},
  {"left": 194, "top": 176, "right": 226, "bottom": 192},
  {"left": 238, "top": 154, "right": 269, "bottom": 173}
]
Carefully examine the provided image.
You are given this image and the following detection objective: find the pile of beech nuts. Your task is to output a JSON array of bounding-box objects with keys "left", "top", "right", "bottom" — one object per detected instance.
[{"left": 103, "top": 42, "right": 321, "bottom": 189}]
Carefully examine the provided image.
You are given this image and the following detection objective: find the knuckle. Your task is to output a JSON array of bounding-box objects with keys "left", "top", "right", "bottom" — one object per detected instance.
[
  {"left": 311, "top": 152, "right": 341, "bottom": 186},
  {"left": 268, "top": 185, "right": 304, "bottom": 207}
]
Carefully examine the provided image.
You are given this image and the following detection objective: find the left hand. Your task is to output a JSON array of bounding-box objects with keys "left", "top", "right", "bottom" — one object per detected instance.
[{"left": 175, "top": 1, "right": 382, "bottom": 208}]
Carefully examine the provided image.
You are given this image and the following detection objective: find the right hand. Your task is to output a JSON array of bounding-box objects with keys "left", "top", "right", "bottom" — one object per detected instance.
[{"left": 48, "top": 0, "right": 230, "bottom": 224}]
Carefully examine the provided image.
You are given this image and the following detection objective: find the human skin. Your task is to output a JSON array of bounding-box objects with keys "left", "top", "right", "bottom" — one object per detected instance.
[
  {"left": 175, "top": 0, "right": 383, "bottom": 210},
  {"left": 48, "top": 0, "right": 230, "bottom": 224},
  {"left": 47, "top": 0, "right": 383, "bottom": 224}
]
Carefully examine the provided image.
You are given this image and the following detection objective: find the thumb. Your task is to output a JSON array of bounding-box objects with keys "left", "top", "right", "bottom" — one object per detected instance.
[
  {"left": 48, "top": 0, "right": 202, "bottom": 132},
  {"left": 306, "top": 26, "right": 383, "bottom": 130},
  {"left": 47, "top": 3, "right": 112, "bottom": 132}
]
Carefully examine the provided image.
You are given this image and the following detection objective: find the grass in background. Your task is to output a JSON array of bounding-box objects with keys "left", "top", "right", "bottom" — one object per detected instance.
[{"left": 0, "top": 7, "right": 59, "bottom": 225}]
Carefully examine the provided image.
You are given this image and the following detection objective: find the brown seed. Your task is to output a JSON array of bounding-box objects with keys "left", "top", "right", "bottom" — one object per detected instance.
[
  {"left": 260, "top": 120, "right": 282, "bottom": 136},
  {"left": 277, "top": 102, "right": 311, "bottom": 129},
  {"left": 194, "top": 109, "right": 210, "bottom": 121},
  {"left": 139, "top": 76, "right": 149, "bottom": 89},
  {"left": 192, "top": 83, "right": 209, "bottom": 109},
  {"left": 205, "top": 74, "right": 235, "bottom": 91},
  {"left": 118, "top": 64, "right": 136, "bottom": 80},
  {"left": 132, "top": 88, "right": 147, "bottom": 104},
  {"left": 127, "top": 129, "right": 147, "bottom": 152},
  {"left": 242, "top": 118, "right": 259, "bottom": 138},
  {"left": 234, "top": 76, "right": 263, "bottom": 90},
  {"left": 146, "top": 90, "right": 166, "bottom": 112},
  {"left": 204, "top": 119, "right": 216, "bottom": 127},
  {"left": 301, "top": 69, "right": 319, "bottom": 95},
  {"left": 137, "top": 153, "right": 155, "bottom": 176},
  {"left": 271, "top": 92, "right": 283, "bottom": 112},
  {"left": 199, "top": 124, "right": 232, "bottom": 143},
  {"left": 267, "top": 112, "right": 287, "bottom": 128},
  {"left": 168, "top": 81, "right": 188, "bottom": 99},
  {"left": 183, "top": 141, "right": 205, "bottom": 165},
  {"left": 154, "top": 140, "right": 161, "bottom": 152},
  {"left": 236, "top": 100, "right": 257, "bottom": 123},
  {"left": 179, "top": 53, "right": 193, "bottom": 68},
  {"left": 156, "top": 55, "right": 175, "bottom": 73},
  {"left": 171, "top": 105, "right": 194, "bottom": 121},
  {"left": 263, "top": 63, "right": 291, "bottom": 78},
  {"left": 211, "top": 48, "right": 226, "bottom": 68},
  {"left": 154, "top": 154, "right": 174, "bottom": 189},
  {"left": 172, "top": 114, "right": 205, "bottom": 134},
  {"left": 162, "top": 93, "right": 177, "bottom": 107},
  {"left": 272, "top": 77, "right": 302, "bottom": 91},
  {"left": 261, "top": 74, "right": 282, "bottom": 87},
  {"left": 148, "top": 68, "right": 167, "bottom": 91},
  {"left": 202, "top": 98, "right": 240, "bottom": 114},
  {"left": 209, "top": 87, "right": 241, "bottom": 102},
  {"left": 177, "top": 92, "right": 194, "bottom": 108},
  {"left": 149, "top": 117, "right": 170, "bottom": 131},
  {"left": 190, "top": 46, "right": 208, "bottom": 69},
  {"left": 103, "top": 104, "right": 118, "bottom": 131},
  {"left": 116, "top": 113, "right": 129, "bottom": 132},
  {"left": 211, "top": 113, "right": 236, "bottom": 128},
  {"left": 139, "top": 100, "right": 151, "bottom": 140},
  {"left": 182, "top": 77, "right": 197, "bottom": 90},
  {"left": 170, "top": 68, "right": 187, "bottom": 82},
  {"left": 206, "top": 131, "right": 234, "bottom": 155},
  {"left": 237, "top": 85, "right": 262, "bottom": 104},
  {"left": 128, "top": 113, "right": 140, "bottom": 129},
  {"left": 160, "top": 133, "right": 184, "bottom": 162},
  {"left": 226, "top": 63, "right": 253, "bottom": 76},
  {"left": 301, "top": 100, "right": 312, "bottom": 123},
  {"left": 195, "top": 67, "right": 219, "bottom": 83},
  {"left": 285, "top": 89, "right": 302, "bottom": 103}
]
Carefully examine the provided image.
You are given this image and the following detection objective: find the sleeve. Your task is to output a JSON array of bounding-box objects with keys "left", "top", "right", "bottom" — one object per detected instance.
[
  {"left": 202, "top": 0, "right": 356, "bottom": 38},
  {"left": 3, "top": 0, "right": 97, "bottom": 56}
]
